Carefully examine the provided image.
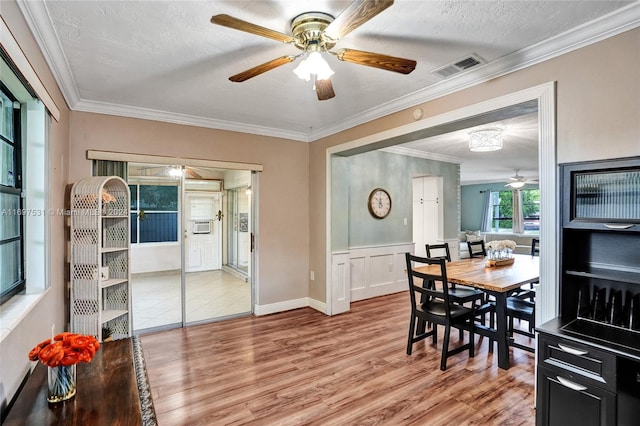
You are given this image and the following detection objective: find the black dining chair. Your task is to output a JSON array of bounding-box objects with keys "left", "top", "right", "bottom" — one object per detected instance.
[
  {"left": 426, "top": 243, "right": 488, "bottom": 305},
  {"left": 507, "top": 295, "right": 535, "bottom": 353},
  {"left": 425, "top": 243, "right": 451, "bottom": 261},
  {"left": 404, "top": 253, "right": 476, "bottom": 371},
  {"left": 467, "top": 240, "right": 487, "bottom": 258},
  {"left": 512, "top": 238, "right": 539, "bottom": 301},
  {"left": 531, "top": 238, "right": 540, "bottom": 257},
  {"left": 426, "top": 242, "right": 495, "bottom": 346}
]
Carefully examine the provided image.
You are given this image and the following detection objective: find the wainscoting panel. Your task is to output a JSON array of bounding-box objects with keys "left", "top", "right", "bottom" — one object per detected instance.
[
  {"left": 349, "top": 256, "right": 367, "bottom": 292},
  {"left": 331, "top": 252, "right": 351, "bottom": 315},
  {"left": 347, "top": 243, "right": 414, "bottom": 302}
]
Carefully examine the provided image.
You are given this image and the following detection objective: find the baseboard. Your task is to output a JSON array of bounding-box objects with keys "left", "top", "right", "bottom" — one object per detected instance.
[
  {"left": 308, "top": 298, "right": 327, "bottom": 314},
  {"left": 254, "top": 297, "right": 309, "bottom": 316},
  {"left": 254, "top": 297, "right": 327, "bottom": 316}
]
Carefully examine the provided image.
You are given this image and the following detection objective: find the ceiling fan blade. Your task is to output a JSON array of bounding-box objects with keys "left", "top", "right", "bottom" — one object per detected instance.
[
  {"left": 324, "top": 0, "right": 394, "bottom": 41},
  {"left": 336, "top": 48, "right": 416, "bottom": 74},
  {"left": 315, "top": 78, "right": 335, "bottom": 101},
  {"left": 229, "top": 56, "right": 295, "bottom": 82},
  {"left": 211, "top": 14, "right": 294, "bottom": 44}
]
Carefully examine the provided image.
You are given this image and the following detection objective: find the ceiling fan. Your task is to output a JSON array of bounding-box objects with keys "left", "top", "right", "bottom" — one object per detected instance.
[
  {"left": 505, "top": 169, "right": 538, "bottom": 188},
  {"left": 210, "top": 0, "right": 416, "bottom": 101},
  {"left": 137, "top": 165, "right": 208, "bottom": 180}
]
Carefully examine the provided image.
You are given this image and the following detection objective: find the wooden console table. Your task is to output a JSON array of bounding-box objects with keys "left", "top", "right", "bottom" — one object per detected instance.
[{"left": 4, "top": 338, "right": 143, "bottom": 425}]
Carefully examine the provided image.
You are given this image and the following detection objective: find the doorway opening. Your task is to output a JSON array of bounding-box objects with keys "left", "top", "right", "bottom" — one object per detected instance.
[{"left": 326, "top": 83, "right": 557, "bottom": 322}]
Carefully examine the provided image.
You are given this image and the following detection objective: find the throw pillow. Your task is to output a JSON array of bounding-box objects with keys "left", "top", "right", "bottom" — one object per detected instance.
[{"left": 465, "top": 230, "right": 482, "bottom": 242}]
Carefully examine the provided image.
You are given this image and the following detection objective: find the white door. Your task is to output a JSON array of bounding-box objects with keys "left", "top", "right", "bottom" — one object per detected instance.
[
  {"left": 413, "top": 176, "right": 444, "bottom": 257},
  {"left": 185, "top": 192, "right": 221, "bottom": 272}
]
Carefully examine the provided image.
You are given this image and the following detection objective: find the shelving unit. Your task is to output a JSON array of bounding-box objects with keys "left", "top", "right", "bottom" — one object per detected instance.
[
  {"left": 70, "top": 176, "right": 131, "bottom": 342},
  {"left": 536, "top": 157, "right": 640, "bottom": 426}
]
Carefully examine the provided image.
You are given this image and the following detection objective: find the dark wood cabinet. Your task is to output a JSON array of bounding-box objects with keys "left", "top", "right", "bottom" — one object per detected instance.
[
  {"left": 536, "top": 332, "right": 617, "bottom": 426},
  {"left": 536, "top": 157, "right": 640, "bottom": 426},
  {"left": 537, "top": 364, "right": 616, "bottom": 426},
  {"left": 561, "top": 157, "right": 640, "bottom": 232}
]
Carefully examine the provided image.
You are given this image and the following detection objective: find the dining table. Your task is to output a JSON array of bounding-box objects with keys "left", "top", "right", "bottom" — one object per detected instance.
[{"left": 415, "top": 253, "right": 540, "bottom": 369}]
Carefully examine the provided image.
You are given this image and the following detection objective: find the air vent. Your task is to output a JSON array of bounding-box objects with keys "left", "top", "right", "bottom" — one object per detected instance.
[{"left": 432, "top": 54, "right": 485, "bottom": 79}]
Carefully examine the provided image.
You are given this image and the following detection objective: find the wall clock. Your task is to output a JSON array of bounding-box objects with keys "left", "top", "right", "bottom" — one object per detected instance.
[{"left": 368, "top": 188, "right": 392, "bottom": 219}]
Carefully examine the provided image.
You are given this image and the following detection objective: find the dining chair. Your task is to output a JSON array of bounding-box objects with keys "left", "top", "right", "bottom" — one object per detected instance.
[
  {"left": 531, "top": 238, "right": 540, "bottom": 256},
  {"left": 467, "top": 240, "right": 487, "bottom": 258},
  {"left": 425, "top": 243, "right": 451, "bottom": 261},
  {"left": 426, "top": 242, "right": 495, "bottom": 344},
  {"left": 404, "top": 253, "right": 476, "bottom": 371},
  {"left": 507, "top": 295, "right": 535, "bottom": 353},
  {"left": 426, "top": 244, "right": 488, "bottom": 305},
  {"left": 512, "top": 238, "right": 540, "bottom": 301}
]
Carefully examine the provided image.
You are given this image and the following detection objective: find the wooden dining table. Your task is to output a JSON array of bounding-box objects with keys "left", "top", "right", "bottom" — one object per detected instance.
[{"left": 415, "top": 253, "right": 540, "bottom": 369}]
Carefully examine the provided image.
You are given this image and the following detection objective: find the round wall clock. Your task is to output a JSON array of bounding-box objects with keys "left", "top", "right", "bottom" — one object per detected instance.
[{"left": 368, "top": 188, "right": 392, "bottom": 219}]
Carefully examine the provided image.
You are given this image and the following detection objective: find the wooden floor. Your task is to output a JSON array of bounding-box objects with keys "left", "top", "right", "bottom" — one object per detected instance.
[{"left": 140, "top": 292, "right": 536, "bottom": 426}]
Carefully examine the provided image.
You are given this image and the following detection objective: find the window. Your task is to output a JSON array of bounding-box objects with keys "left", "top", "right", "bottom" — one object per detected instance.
[
  {"left": 490, "top": 189, "right": 540, "bottom": 233},
  {"left": 0, "top": 51, "right": 48, "bottom": 306},
  {"left": 0, "top": 85, "right": 23, "bottom": 303},
  {"left": 129, "top": 184, "right": 178, "bottom": 243}
]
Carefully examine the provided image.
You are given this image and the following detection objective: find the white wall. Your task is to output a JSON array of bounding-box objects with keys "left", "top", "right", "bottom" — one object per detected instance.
[{"left": 130, "top": 243, "right": 181, "bottom": 274}]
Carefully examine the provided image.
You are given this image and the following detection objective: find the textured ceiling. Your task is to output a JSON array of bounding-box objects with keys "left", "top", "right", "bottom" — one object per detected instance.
[{"left": 16, "top": 1, "right": 639, "bottom": 182}]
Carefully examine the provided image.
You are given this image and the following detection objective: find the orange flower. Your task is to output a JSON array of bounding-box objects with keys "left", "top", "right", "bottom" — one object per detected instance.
[
  {"left": 54, "top": 332, "right": 73, "bottom": 341},
  {"left": 28, "top": 333, "right": 100, "bottom": 367}
]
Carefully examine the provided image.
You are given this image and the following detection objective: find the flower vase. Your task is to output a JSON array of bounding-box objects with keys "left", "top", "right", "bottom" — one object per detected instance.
[{"left": 47, "top": 364, "right": 76, "bottom": 403}]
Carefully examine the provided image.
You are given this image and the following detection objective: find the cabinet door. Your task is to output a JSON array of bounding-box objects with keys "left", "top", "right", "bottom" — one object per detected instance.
[
  {"left": 412, "top": 176, "right": 443, "bottom": 258},
  {"left": 536, "top": 365, "right": 616, "bottom": 426},
  {"left": 561, "top": 158, "right": 640, "bottom": 231}
]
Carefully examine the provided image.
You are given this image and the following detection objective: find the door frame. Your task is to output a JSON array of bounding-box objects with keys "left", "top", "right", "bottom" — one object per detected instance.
[{"left": 326, "top": 82, "right": 557, "bottom": 324}]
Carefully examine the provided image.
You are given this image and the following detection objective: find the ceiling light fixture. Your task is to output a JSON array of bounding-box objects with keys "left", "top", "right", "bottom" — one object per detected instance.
[
  {"left": 168, "top": 166, "right": 183, "bottom": 177},
  {"left": 507, "top": 181, "right": 526, "bottom": 189},
  {"left": 293, "top": 50, "right": 334, "bottom": 82},
  {"left": 469, "top": 128, "right": 503, "bottom": 152}
]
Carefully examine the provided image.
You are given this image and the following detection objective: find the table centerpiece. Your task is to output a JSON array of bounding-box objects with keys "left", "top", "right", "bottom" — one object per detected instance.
[
  {"left": 28, "top": 331, "right": 100, "bottom": 404},
  {"left": 485, "top": 239, "right": 517, "bottom": 267}
]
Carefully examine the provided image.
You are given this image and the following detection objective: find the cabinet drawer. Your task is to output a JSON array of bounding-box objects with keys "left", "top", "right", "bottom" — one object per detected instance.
[
  {"left": 538, "top": 334, "right": 616, "bottom": 391},
  {"left": 536, "top": 364, "right": 616, "bottom": 426}
]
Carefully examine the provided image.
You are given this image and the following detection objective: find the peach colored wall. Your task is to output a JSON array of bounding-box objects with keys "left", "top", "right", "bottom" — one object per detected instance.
[
  {"left": 67, "top": 112, "right": 310, "bottom": 306},
  {"left": 1, "top": 0, "right": 71, "bottom": 408},
  {"left": 309, "top": 28, "right": 640, "bottom": 302}
]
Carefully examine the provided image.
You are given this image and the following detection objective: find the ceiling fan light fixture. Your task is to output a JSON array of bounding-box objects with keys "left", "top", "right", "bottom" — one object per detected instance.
[
  {"left": 168, "top": 166, "right": 183, "bottom": 177},
  {"left": 293, "top": 51, "right": 334, "bottom": 82},
  {"left": 469, "top": 128, "right": 503, "bottom": 152},
  {"left": 507, "top": 181, "right": 526, "bottom": 189}
]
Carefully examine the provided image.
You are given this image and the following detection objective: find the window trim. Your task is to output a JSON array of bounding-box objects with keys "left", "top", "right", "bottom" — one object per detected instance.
[{"left": 0, "top": 84, "right": 24, "bottom": 304}]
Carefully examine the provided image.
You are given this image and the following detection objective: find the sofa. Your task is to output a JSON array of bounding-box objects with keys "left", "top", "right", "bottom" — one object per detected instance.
[{"left": 458, "top": 231, "right": 538, "bottom": 259}]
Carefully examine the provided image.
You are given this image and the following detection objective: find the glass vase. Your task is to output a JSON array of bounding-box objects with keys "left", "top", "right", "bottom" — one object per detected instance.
[{"left": 47, "top": 364, "right": 76, "bottom": 403}]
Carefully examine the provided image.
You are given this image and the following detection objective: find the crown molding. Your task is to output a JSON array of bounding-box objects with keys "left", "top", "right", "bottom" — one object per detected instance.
[
  {"left": 380, "top": 145, "right": 462, "bottom": 164},
  {"left": 73, "top": 99, "right": 309, "bottom": 142},
  {"left": 309, "top": 1, "right": 640, "bottom": 141},
  {"left": 17, "top": 1, "right": 640, "bottom": 142},
  {"left": 16, "top": 0, "right": 80, "bottom": 107}
]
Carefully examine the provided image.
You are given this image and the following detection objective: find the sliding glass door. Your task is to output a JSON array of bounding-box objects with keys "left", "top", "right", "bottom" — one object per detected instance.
[{"left": 125, "top": 163, "right": 254, "bottom": 333}]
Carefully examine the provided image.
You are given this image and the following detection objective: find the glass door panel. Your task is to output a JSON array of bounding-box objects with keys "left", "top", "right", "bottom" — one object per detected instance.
[
  {"left": 127, "top": 163, "right": 182, "bottom": 332},
  {"left": 127, "top": 163, "right": 254, "bottom": 331},
  {"left": 185, "top": 170, "right": 251, "bottom": 323}
]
